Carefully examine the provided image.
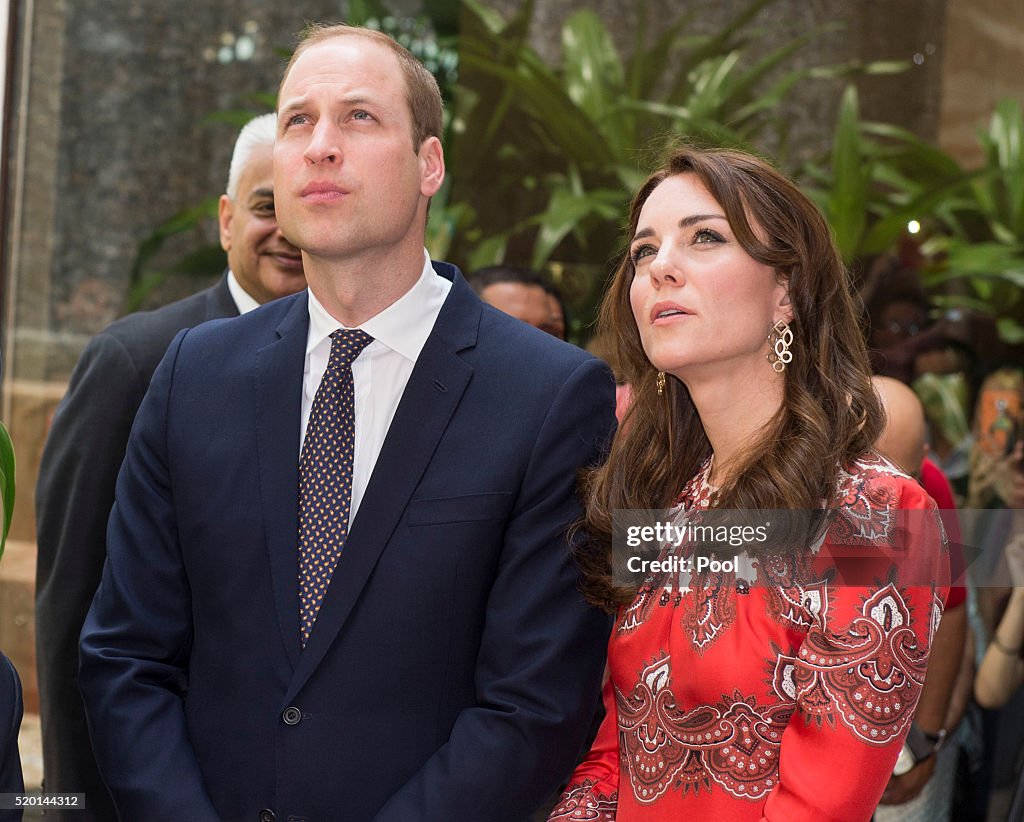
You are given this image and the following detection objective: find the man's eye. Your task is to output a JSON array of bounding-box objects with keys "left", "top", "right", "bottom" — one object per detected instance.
[
  {"left": 285, "top": 113, "right": 310, "bottom": 127},
  {"left": 352, "top": 110, "right": 374, "bottom": 121}
]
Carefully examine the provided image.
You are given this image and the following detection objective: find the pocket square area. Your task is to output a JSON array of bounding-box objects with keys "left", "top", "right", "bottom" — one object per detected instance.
[{"left": 407, "top": 492, "right": 513, "bottom": 526}]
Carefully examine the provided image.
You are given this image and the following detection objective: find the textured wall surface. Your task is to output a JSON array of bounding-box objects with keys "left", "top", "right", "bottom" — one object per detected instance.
[
  {"left": 938, "top": 0, "right": 1024, "bottom": 166},
  {"left": 3, "top": 1, "right": 361, "bottom": 544}
]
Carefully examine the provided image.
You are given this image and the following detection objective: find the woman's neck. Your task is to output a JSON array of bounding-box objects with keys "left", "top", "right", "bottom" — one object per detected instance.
[{"left": 681, "top": 363, "right": 786, "bottom": 487}]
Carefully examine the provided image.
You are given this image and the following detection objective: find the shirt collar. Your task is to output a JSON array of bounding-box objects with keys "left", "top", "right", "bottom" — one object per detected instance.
[
  {"left": 226, "top": 270, "right": 262, "bottom": 315},
  {"left": 306, "top": 250, "right": 449, "bottom": 362}
]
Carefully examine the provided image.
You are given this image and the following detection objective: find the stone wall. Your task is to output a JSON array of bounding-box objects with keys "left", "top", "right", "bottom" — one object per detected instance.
[{"left": 938, "top": 0, "right": 1024, "bottom": 166}]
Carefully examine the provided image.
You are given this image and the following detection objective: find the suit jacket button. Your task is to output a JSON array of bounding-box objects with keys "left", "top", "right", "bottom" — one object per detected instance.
[
  {"left": 282, "top": 706, "right": 302, "bottom": 726},
  {"left": 258, "top": 810, "right": 275, "bottom": 822}
]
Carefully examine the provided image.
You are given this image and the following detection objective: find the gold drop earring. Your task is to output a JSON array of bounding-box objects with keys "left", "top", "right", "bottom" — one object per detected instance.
[{"left": 766, "top": 320, "right": 793, "bottom": 372}]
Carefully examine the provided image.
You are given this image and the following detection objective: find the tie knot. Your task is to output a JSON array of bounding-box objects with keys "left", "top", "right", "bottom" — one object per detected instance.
[{"left": 327, "top": 328, "right": 374, "bottom": 370}]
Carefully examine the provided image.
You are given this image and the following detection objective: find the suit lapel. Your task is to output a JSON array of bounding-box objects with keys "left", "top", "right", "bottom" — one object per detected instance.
[
  {"left": 256, "top": 293, "right": 309, "bottom": 671},
  {"left": 205, "top": 271, "right": 241, "bottom": 320},
  {"left": 286, "top": 268, "right": 480, "bottom": 700}
]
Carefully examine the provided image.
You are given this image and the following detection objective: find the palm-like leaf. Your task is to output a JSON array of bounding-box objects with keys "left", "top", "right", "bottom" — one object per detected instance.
[
  {"left": 972, "top": 101, "right": 1024, "bottom": 240},
  {"left": 825, "top": 85, "right": 870, "bottom": 262},
  {"left": 906, "top": 101, "right": 1024, "bottom": 342},
  {"left": 447, "top": 0, "right": 817, "bottom": 273}
]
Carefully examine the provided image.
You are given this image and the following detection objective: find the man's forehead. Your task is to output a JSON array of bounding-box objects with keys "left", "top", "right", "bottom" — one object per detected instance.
[
  {"left": 281, "top": 35, "right": 402, "bottom": 96},
  {"left": 484, "top": 282, "right": 548, "bottom": 305}
]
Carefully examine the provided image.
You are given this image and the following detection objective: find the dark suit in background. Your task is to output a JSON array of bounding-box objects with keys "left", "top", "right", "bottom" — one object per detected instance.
[
  {"left": 0, "top": 653, "right": 24, "bottom": 822},
  {"left": 80, "top": 266, "right": 615, "bottom": 821},
  {"left": 35, "top": 276, "right": 237, "bottom": 821}
]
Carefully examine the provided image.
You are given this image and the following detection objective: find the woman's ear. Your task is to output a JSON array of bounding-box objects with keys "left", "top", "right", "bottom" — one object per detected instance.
[{"left": 774, "top": 279, "right": 794, "bottom": 325}]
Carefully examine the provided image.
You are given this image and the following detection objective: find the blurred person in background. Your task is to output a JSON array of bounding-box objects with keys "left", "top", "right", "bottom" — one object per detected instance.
[
  {"left": 970, "top": 368, "right": 1024, "bottom": 822},
  {"left": 0, "top": 652, "right": 23, "bottom": 822},
  {"left": 862, "top": 257, "right": 979, "bottom": 497},
  {"left": 1, "top": 352, "right": 24, "bottom": 822},
  {"left": 872, "top": 375, "right": 973, "bottom": 822},
  {"left": 862, "top": 259, "right": 945, "bottom": 387},
  {"left": 973, "top": 499, "right": 1024, "bottom": 820},
  {"left": 469, "top": 264, "right": 568, "bottom": 340}
]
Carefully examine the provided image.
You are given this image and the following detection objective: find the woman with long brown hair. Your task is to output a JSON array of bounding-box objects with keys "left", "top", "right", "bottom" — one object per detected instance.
[{"left": 549, "top": 146, "right": 949, "bottom": 821}]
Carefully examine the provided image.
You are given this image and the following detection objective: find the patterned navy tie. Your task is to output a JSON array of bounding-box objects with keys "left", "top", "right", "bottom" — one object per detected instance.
[{"left": 297, "top": 328, "right": 373, "bottom": 647}]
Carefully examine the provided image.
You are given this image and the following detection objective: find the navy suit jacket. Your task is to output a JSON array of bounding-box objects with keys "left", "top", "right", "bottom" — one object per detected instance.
[
  {"left": 37, "top": 274, "right": 238, "bottom": 822},
  {"left": 0, "top": 653, "right": 24, "bottom": 822},
  {"left": 80, "top": 264, "right": 615, "bottom": 821}
]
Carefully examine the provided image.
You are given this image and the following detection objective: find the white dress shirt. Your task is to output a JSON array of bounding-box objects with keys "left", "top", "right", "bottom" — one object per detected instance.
[
  {"left": 226, "top": 270, "right": 261, "bottom": 315},
  {"left": 301, "top": 251, "right": 451, "bottom": 522}
]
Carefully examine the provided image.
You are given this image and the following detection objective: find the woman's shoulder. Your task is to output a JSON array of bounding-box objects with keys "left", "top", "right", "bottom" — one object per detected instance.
[
  {"left": 835, "top": 452, "right": 935, "bottom": 512},
  {"left": 826, "top": 454, "right": 948, "bottom": 598}
]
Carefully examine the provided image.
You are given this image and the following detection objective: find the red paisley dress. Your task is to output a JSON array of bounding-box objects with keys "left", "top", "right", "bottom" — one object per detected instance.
[{"left": 550, "top": 454, "right": 949, "bottom": 822}]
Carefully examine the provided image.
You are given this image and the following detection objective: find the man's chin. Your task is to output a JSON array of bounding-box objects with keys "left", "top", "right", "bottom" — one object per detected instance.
[{"left": 269, "top": 275, "right": 308, "bottom": 299}]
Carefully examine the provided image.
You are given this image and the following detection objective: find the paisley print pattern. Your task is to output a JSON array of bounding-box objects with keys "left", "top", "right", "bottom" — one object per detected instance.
[
  {"left": 680, "top": 571, "right": 737, "bottom": 654},
  {"left": 551, "top": 456, "right": 946, "bottom": 821},
  {"left": 616, "top": 656, "right": 793, "bottom": 804},
  {"left": 548, "top": 780, "right": 617, "bottom": 822},
  {"left": 775, "top": 581, "right": 928, "bottom": 745}
]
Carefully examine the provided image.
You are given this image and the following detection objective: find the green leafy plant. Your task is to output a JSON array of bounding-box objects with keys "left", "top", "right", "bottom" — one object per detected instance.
[
  {"left": 126, "top": 198, "right": 225, "bottom": 312},
  {"left": 129, "top": 0, "right": 1024, "bottom": 352},
  {"left": 918, "top": 100, "right": 1024, "bottom": 343},
  {"left": 802, "top": 85, "right": 1024, "bottom": 344},
  {"left": 444, "top": 0, "right": 828, "bottom": 274},
  {"left": 800, "top": 83, "right": 969, "bottom": 268}
]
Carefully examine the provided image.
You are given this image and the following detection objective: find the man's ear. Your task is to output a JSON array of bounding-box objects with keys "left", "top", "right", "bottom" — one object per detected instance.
[
  {"left": 218, "top": 194, "right": 234, "bottom": 253},
  {"left": 418, "top": 136, "right": 445, "bottom": 198}
]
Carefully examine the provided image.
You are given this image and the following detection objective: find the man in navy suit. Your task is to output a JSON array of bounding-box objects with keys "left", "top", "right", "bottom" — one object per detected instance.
[
  {"left": 38, "top": 113, "right": 304, "bottom": 822},
  {"left": 80, "top": 24, "right": 615, "bottom": 821}
]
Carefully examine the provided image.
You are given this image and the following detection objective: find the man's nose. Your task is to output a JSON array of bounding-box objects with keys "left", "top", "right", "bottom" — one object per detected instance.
[{"left": 303, "top": 121, "right": 342, "bottom": 165}]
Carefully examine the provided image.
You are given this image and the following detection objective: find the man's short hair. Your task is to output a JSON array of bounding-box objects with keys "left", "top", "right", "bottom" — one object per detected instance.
[
  {"left": 467, "top": 265, "right": 549, "bottom": 296},
  {"left": 279, "top": 24, "right": 443, "bottom": 152},
  {"left": 225, "top": 113, "right": 277, "bottom": 200},
  {"left": 468, "top": 265, "right": 570, "bottom": 335}
]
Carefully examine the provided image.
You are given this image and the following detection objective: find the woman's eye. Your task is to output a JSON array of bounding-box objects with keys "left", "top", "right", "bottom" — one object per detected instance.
[
  {"left": 286, "top": 113, "right": 310, "bottom": 127},
  {"left": 630, "top": 243, "right": 657, "bottom": 264},
  {"left": 352, "top": 110, "right": 374, "bottom": 121},
  {"left": 693, "top": 227, "right": 725, "bottom": 244}
]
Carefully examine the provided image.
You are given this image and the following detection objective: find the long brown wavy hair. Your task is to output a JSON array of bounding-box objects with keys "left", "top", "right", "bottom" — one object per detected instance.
[{"left": 578, "top": 145, "right": 884, "bottom": 612}]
